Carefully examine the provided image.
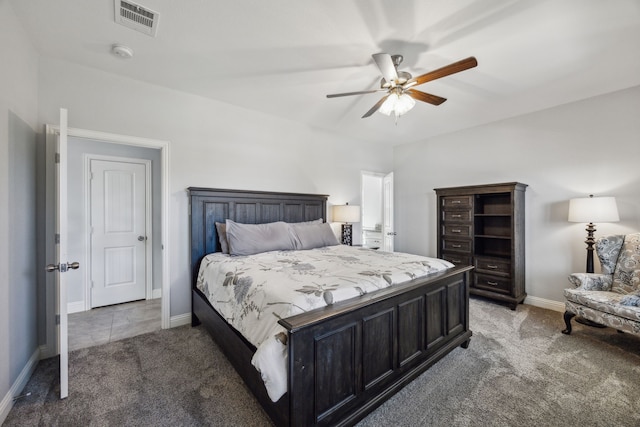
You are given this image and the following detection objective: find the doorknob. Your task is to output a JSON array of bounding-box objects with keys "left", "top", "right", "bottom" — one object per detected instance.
[
  {"left": 46, "top": 262, "right": 80, "bottom": 272},
  {"left": 138, "top": 235, "right": 146, "bottom": 241}
]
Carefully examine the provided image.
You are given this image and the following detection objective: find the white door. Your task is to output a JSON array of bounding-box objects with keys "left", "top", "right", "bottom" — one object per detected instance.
[
  {"left": 90, "top": 159, "right": 148, "bottom": 308},
  {"left": 45, "top": 108, "right": 77, "bottom": 399},
  {"left": 382, "top": 172, "right": 395, "bottom": 252}
]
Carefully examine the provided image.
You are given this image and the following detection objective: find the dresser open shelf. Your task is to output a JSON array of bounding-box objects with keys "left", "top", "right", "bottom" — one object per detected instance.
[{"left": 435, "top": 182, "right": 527, "bottom": 309}]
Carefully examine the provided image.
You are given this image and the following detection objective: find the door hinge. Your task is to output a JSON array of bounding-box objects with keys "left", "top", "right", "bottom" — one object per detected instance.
[
  {"left": 55, "top": 234, "right": 60, "bottom": 244},
  {"left": 55, "top": 153, "right": 60, "bottom": 164},
  {"left": 55, "top": 314, "right": 60, "bottom": 325}
]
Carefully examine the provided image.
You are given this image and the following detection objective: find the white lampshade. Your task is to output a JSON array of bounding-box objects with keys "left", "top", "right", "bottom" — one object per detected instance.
[
  {"left": 378, "top": 92, "right": 415, "bottom": 117},
  {"left": 568, "top": 196, "right": 619, "bottom": 223},
  {"left": 333, "top": 204, "right": 361, "bottom": 223}
]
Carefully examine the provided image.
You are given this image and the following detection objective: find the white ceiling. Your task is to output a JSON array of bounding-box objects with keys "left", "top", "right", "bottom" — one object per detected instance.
[{"left": 10, "top": 0, "right": 640, "bottom": 145}]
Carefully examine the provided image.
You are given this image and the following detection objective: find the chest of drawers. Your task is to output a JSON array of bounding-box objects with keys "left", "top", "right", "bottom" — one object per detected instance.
[{"left": 435, "top": 182, "right": 527, "bottom": 310}]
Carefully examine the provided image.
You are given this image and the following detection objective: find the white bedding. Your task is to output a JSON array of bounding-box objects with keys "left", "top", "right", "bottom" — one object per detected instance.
[{"left": 196, "top": 245, "right": 453, "bottom": 402}]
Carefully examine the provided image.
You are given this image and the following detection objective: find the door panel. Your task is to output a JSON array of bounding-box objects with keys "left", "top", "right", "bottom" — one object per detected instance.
[
  {"left": 91, "top": 160, "right": 147, "bottom": 307},
  {"left": 383, "top": 172, "right": 394, "bottom": 252}
]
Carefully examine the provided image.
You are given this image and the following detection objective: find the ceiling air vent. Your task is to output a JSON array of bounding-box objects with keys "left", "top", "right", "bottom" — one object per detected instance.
[{"left": 114, "top": 0, "right": 159, "bottom": 37}]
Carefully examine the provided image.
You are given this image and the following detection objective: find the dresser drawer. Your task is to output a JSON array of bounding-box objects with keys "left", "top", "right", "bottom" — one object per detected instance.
[
  {"left": 475, "top": 257, "right": 511, "bottom": 277},
  {"left": 442, "top": 196, "right": 473, "bottom": 209},
  {"left": 442, "top": 210, "right": 471, "bottom": 222},
  {"left": 441, "top": 253, "right": 472, "bottom": 266},
  {"left": 474, "top": 274, "right": 511, "bottom": 294},
  {"left": 443, "top": 239, "right": 472, "bottom": 253},
  {"left": 442, "top": 224, "right": 472, "bottom": 238}
]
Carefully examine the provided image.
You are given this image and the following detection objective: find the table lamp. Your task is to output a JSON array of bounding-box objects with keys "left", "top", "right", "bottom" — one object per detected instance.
[{"left": 333, "top": 203, "right": 361, "bottom": 245}]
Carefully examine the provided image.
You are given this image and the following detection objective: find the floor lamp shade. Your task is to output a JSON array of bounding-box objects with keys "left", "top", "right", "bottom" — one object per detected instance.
[
  {"left": 333, "top": 203, "right": 360, "bottom": 245},
  {"left": 568, "top": 195, "right": 619, "bottom": 273},
  {"left": 568, "top": 196, "right": 619, "bottom": 223}
]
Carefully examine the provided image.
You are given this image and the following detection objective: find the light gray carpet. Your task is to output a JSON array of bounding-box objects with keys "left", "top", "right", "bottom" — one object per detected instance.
[{"left": 5, "top": 298, "right": 640, "bottom": 426}]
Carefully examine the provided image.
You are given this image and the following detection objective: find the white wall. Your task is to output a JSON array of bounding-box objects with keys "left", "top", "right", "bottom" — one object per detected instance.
[
  {"left": 37, "top": 57, "right": 394, "bottom": 318},
  {"left": 394, "top": 85, "right": 640, "bottom": 304},
  {"left": 0, "top": 1, "right": 40, "bottom": 422}
]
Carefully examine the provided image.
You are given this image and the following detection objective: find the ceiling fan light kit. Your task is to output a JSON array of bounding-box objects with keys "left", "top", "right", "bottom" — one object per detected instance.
[
  {"left": 327, "top": 53, "right": 477, "bottom": 121},
  {"left": 378, "top": 90, "right": 415, "bottom": 117}
]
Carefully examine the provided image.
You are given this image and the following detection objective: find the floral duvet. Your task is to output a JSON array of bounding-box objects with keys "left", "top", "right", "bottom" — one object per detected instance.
[{"left": 196, "top": 244, "right": 453, "bottom": 402}]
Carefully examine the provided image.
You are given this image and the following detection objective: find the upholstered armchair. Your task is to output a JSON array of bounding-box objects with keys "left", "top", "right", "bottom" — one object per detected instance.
[{"left": 562, "top": 233, "right": 640, "bottom": 335}]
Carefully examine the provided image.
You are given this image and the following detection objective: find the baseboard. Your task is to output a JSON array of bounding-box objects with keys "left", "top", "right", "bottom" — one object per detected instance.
[
  {"left": 152, "top": 288, "right": 162, "bottom": 299},
  {"left": 38, "top": 344, "right": 55, "bottom": 360},
  {"left": 524, "top": 295, "right": 565, "bottom": 312},
  {"left": 67, "top": 300, "right": 85, "bottom": 314},
  {"left": 0, "top": 347, "right": 40, "bottom": 424},
  {"left": 169, "top": 313, "right": 191, "bottom": 328}
]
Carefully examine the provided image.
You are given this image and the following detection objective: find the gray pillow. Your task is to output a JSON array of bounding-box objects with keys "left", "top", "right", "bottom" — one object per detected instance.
[
  {"left": 289, "top": 222, "right": 340, "bottom": 250},
  {"left": 215, "top": 222, "right": 229, "bottom": 254},
  {"left": 225, "top": 219, "right": 297, "bottom": 256}
]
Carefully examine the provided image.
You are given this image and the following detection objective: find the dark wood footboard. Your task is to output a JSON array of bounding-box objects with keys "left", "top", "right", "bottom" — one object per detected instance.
[{"left": 281, "top": 265, "right": 472, "bottom": 426}]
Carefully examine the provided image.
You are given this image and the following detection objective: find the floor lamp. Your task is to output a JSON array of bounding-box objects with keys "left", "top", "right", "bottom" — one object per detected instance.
[
  {"left": 333, "top": 203, "right": 361, "bottom": 246},
  {"left": 568, "top": 194, "right": 619, "bottom": 326}
]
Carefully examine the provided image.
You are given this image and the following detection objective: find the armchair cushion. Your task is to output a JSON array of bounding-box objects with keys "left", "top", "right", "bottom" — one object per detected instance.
[
  {"left": 564, "top": 289, "right": 640, "bottom": 322},
  {"left": 611, "top": 233, "right": 640, "bottom": 294},
  {"left": 567, "top": 273, "right": 612, "bottom": 291}
]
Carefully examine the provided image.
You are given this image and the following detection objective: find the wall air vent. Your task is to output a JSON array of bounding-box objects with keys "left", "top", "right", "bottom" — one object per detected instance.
[{"left": 114, "top": 0, "right": 159, "bottom": 37}]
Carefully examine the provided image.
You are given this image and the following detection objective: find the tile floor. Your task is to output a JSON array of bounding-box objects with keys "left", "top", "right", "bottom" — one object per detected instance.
[{"left": 68, "top": 298, "right": 161, "bottom": 351}]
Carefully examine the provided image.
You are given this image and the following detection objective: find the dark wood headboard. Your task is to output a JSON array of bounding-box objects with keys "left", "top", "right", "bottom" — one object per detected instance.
[{"left": 188, "top": 187, "right": 328, "bottom": 287}]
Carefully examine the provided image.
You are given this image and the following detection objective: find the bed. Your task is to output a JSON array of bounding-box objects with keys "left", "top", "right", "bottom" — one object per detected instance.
[{"left": 189, "top": 187, "right": 473, "bottom": 427}]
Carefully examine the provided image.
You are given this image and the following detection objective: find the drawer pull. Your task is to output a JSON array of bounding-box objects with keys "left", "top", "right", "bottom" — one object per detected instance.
[
  {"left": 451, "top": 259, "right": 461, "bottom": 263},
  {"left": 451, "top": 200, "right": 461, "bottom": 204},
  {"left": 452, "top": 244, "right": 462, "bottom": 248},
  {"left": 487, "top": 281, "right": 498, "bottom": 286},
  {"left": 451, "top": 229, "right": 462, "bottom": 233},
  {"left": 487, "top": 264, "right": 499, "bottom": 269},
  {"left": 451, "top": 214, "right": 462, "bottom": 218}
]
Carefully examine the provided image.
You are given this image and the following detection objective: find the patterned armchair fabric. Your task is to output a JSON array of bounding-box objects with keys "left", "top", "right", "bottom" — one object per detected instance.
[{"left": 563, "top": 233, "right": 640, "bottom": 336}]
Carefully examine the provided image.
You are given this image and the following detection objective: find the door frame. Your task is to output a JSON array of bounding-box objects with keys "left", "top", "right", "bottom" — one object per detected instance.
[
  {"left": 84, "top": 154, "right": 153, "bottom": 310},
  {"left": 43, "top": 125, "right": 170, "bottom": 358}
]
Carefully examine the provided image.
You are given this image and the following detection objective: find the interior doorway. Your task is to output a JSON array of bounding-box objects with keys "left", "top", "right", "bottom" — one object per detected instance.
[
  {"left": 361, "top": 171, "right": 394, "bottom": 251},
  {"left": 43, "top": 126, "right": 170, "bottom": 360}
]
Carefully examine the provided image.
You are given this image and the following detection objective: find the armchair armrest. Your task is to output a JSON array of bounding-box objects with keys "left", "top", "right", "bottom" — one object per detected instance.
[{"left": 567, "top": 273, "right": 612, "bottom": 291}]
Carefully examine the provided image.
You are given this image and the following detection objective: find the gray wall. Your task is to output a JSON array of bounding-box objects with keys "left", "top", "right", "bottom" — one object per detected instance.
[
  {"left": 394, "top": 85, "right": 640, "bottom": 306},
  {"left": 66, "top": 137, "right": 162, "bottom": 307},
  {"left": 0, "top": 1, "right": 40, "bottom": 422}
]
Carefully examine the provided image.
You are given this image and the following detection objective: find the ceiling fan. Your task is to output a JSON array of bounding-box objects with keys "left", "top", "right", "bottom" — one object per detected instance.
[{"left": 326, "top": 53, "right": 478, "bottom": 119}]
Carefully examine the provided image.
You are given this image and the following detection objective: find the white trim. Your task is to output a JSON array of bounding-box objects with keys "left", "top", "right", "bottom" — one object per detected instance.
[
  {"left": 44, "top": 124, "right": 171, "bottom": 362},
  {"left": 83, "top": 154, "right": 153, "bottom": 308},
  {"left": 524, "top": 296, "right": 565, "bottom": 312},
  {"left": 152, "top": 288, "right": 162, "bottom": 299},
  {"left": 170, "top": 313, "right": 192, "bottom": 328},
  {"left": 0, "top": 347, "right": 40, "bottom": 424},
  {"left": 67, "top": 300, "right": 85, "bottom": 314}
]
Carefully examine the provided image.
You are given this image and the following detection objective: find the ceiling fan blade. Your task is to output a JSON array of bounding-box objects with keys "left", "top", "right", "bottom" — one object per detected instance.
[
  {"left": 407, "top": 56, "right": 478, "bottom": 87},
  {"left": 326, "top": 89, "right": 386, "bottom": 98},
  {"left": 372, "top": 53, "right": 398, "bottom": 86},
  {"left": 406, "top": 89, "right": 447, "bottom": 106},
  {"left": 362, "top": 94, "right": 390, "bottom": 118}
]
